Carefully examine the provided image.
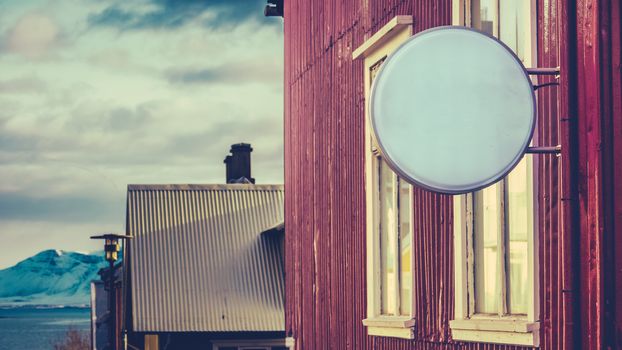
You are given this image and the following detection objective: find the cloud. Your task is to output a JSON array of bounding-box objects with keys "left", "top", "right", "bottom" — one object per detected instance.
[
  {"left": 88, "top": 0, "right": 274, "bottom": 31},
  {"left": 5, "top": 13, "right": 61, "bottom": 58},
  {"left": 86, "top": 48, "right": 157, "bottom": 75},
  {"left": 165, "top": 61, "right": 282, "bottom": 85},
  {"left": 87, "top": 48, "right": 130, "bottom": 69},
  {"left": 65, "top": 104, "right": 153, "bottom": 133},
  {"left": 0, "top": 77, "right": 47, "bottom": 95},
  {"left": 168, "top": 117, "right": 282, "bottom": 154},
  {"left": 0, "top": 116, "right": 80, "bottom": 158},
  {"left": 0, "top": 192, "right": 119, "bottom": 223},
  {"left": 0, "top": 130, "right": 39, "bottom": 153}
]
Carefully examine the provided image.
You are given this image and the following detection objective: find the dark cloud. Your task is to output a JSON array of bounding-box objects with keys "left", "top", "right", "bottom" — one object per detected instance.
[
  {"left": 0, "top": 192, "right": 120, "bottom": 223},
  {"left": 88, "top": 0, "right": 279, "bottom": 31},
  {"left": 165, "top": 61, "right": 282, "bottom": 85}
]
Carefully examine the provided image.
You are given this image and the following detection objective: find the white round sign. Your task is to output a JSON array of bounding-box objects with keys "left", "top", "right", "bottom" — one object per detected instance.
[{"left": 370, "top": 26, "right": 536, "bottom": 194}]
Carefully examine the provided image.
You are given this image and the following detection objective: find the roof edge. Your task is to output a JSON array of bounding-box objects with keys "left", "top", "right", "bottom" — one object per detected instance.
[
  {"left": 128, "top": 184, "right": 283, "bottom": 191},
  {"left": 261, "top": 221, "right": 285, "bottom": 236}
]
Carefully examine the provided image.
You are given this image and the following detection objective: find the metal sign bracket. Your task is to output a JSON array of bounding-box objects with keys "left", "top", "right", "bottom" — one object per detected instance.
[
  {"left": 526, "top": 67, "right": 560, "bottom": 76},
  {"left": 527, "top": 67, "right": 560, "bottom": 91},
  {"left": 525, "top": 67, "right": 562, "bottom": 154},
  {"left": 526, "top": 145, "right": 561, "bottom": 155}
]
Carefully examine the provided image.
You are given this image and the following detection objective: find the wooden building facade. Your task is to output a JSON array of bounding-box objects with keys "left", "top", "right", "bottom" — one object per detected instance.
[{"left": 282, "top": 0, "right": 621, "bottom": 349}]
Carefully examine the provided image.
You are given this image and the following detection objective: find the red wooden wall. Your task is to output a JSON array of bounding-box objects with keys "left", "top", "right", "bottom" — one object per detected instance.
[
  {"left": 602, "top": 0, "right": 622, "bottom": 346},
  {"left": 282, "top": 1, "right": 621, "bottom": 349},
  {"left": 537, "top": 1, "right": 567, "bottom": 348},
  {"left": 572, "top": 0, "right": 622, "bottom": 348}
]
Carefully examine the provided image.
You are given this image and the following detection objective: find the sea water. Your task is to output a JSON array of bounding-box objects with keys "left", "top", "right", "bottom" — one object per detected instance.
[{"left": 0, "top": 307, "right": 90, "bottom": 350}]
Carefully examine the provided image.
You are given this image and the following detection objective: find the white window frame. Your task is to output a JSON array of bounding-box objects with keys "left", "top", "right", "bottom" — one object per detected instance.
[
  {"left": 353, "top": 15, "right": 416, "bottom": 340},
  {"left": 450, "top": 0, "right": 540, "bottom": 347}
]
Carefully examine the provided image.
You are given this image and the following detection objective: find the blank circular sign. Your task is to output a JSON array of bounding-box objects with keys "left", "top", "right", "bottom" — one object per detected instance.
[{"left": 371, "top": 26, "right": 536, "bottom": 194}]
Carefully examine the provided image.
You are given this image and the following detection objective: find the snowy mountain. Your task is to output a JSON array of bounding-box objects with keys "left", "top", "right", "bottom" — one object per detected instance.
[{"left": 0, "top": 250, "right": 108, "bottom": 307}]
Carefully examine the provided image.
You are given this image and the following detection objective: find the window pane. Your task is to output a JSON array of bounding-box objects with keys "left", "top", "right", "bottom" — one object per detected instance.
[
  {"left": 379, "top": 158, "right": 396, "bottom": 315},
  {"left": 474, "top": 186, "right": 500, "bottom": 314},
  {"left": 499, "top": 0, "right": 529, "bottom": 62},
  {"left": 469, "top": 0, "right": 533, "bottom": 318},
  {"left": 500, "top": 0, "right": 531, "bottom": 315},
  {"left": 398, "top": 178, "right": 412, "bottom": 315},
  {"left": 472, "top": 0, "right": 498, "bottom": 36},
  {"left": 507, "top": 158, "right": 530, "bottom": 314}
]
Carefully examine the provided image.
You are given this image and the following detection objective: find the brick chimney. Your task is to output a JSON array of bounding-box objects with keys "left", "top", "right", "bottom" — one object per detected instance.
[{"left": 223, "top": 143, "right": 255, "bottom": 184}]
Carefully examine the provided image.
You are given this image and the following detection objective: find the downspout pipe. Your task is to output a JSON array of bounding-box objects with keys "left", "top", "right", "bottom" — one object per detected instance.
[{"left": 560, "top": 0, "right": 582, "bottom": 347}]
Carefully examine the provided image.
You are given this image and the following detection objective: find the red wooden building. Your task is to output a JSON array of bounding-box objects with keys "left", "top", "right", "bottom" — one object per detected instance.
[{"left": 278, "top": 0, "right": 621, "bottom": 349}]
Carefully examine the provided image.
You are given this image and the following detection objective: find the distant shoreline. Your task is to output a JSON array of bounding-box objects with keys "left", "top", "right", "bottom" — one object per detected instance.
[{"left": 0, "top": 304, "right": 89, "bottom": 310}]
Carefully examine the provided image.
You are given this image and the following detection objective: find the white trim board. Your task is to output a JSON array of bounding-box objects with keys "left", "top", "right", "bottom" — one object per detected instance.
[{"left": 354, "top": 15, "right": 416, "bottom": 340}]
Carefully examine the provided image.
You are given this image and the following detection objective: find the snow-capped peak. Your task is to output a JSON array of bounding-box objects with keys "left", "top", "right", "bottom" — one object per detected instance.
[{"left": 0, "top": 250, "right": 108, "bottom": 307}]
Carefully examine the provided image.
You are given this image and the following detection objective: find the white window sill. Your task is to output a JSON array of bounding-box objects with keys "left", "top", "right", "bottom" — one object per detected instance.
[
  {"left": 450, "top": 317, "right": 540, "bottom": 347},
  {"left": 362, "top": 316, "right": 415, "bottom": 339}
]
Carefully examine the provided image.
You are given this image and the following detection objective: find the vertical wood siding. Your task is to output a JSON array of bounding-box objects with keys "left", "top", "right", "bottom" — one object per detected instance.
[
  {"left": 536, "top": 1, "right": 565, "bottom": 349},
  {"left": 572, "top": 0, "right": 622, "bottom": 349},
  {"left": 283, "top": 0, "right": 621, "bottom": 349},
  {"left": 604, "top": 1, "right": 622, "bottom": 346}
]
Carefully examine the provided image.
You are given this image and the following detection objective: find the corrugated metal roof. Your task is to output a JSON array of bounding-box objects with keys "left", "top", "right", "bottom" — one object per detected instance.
[{"left": 126, "top": 184, "right": 284, "bottom": 332}]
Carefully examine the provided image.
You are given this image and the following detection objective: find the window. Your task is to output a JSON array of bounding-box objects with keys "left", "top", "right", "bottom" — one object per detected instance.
[
  {"left": 376, "top": 142, "right": 413, "bottom": 317},
  {"left": 144, "top": 334, "right": 159, "bottom": 350},
  {"left": 212, "top": 339, "right": 291, "bottom": 350},
  {"left": 450, "top": 0, "right": 540, "bottom": 347},
  {"left": 353, "top": 15, "right": 415, "bottom": 339}
]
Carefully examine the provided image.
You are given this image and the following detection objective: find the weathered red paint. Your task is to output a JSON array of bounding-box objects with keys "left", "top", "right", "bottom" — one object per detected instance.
[
  {"left": 606, "top": 1, "right": 622, "bottom": 347},
  {"left": 572, "top": 0, "right": 622, "bottom": 349},
  {"left": 283, "top": 1, "right": 621, "bottom": 349}
]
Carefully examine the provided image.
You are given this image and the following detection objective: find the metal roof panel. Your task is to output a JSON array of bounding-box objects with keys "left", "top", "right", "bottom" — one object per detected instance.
[{"left": 126, "top": 184, "right": 284, "bottom": 332}]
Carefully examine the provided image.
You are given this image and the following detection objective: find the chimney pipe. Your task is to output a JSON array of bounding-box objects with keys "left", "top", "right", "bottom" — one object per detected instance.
[{"left": 224, "top": 143, "right": 255, "bottom": 184}]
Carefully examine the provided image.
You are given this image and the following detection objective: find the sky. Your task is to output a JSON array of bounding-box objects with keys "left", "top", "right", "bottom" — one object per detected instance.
[{"left": 0, "top": 0, "right": 284, "bottom": 268}]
